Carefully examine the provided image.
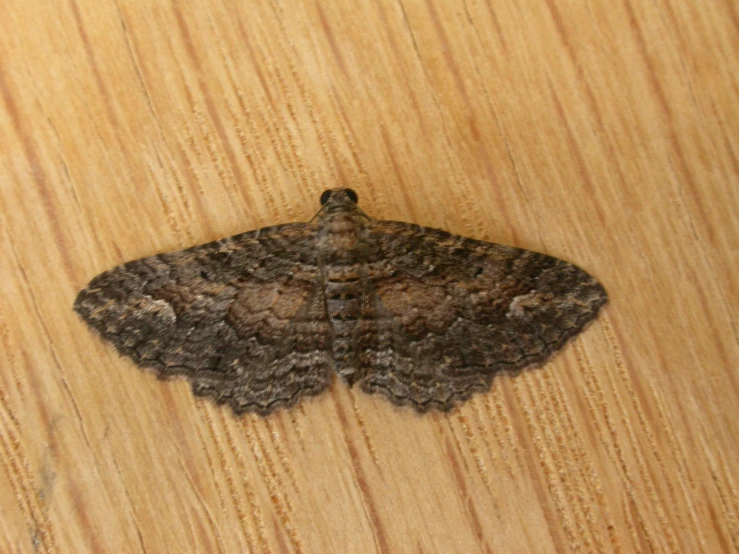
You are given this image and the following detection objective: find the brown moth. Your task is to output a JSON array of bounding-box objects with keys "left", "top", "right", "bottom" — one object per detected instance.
[{"left": 75, "top": 189, "right": 607, "bottom": 414}]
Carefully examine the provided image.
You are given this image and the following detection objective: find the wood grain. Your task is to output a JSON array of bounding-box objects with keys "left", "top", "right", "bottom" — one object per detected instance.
[{"left": 1, "top": 0, "right": 737, "bottom": 552}]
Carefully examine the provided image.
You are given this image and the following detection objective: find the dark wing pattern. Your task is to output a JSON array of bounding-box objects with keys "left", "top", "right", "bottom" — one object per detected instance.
[
  {"left": 74, "top": 223, "right": 332, "bottom": 415},
  {"left": 358, "top": 221, "right": 608, "bottom": 411}
]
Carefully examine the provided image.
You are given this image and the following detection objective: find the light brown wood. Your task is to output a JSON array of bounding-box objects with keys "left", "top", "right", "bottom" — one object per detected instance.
[{"left": 1, "top": 0, "right": 737, "bottom": 552}]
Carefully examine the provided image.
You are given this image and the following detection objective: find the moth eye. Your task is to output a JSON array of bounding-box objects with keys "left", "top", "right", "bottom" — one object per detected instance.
[
  {"left": 345, "top": 189, "right": 359, "bottom": 203},
  {"left": 320, "top": 190, "right": 332, "bottom": 205}
]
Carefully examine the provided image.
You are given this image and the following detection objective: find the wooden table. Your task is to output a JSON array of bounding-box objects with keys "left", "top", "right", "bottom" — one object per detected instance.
[{"left": 1, "top": 0, "right": 737, "bottom": 552}]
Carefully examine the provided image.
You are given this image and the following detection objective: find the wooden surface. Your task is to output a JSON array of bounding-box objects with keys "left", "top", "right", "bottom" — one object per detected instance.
[{"left": 1, "top": 0, "right": 737, "bottom": 552}]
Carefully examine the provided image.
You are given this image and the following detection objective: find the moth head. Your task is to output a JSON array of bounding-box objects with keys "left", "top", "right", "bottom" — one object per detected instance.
[
  {"left": 313, "top": 188, "right": 368, "bottom": 224},
  {"left": 320, "top": 188, "right": 359, "bottom": 206}
]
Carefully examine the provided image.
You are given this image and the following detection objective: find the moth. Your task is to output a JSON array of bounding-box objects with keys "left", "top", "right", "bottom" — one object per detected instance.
[{"left": 75, "top": 189, "right": 607, "bottom": 414}]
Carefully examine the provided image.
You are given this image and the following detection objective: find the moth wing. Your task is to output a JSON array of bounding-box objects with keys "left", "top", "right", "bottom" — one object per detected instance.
[
  {"left": 75, "top": 223, "right": 333, "bottom": 414},
  {"left": 357, "top": 221, "right": 607, "bottom": 411}
]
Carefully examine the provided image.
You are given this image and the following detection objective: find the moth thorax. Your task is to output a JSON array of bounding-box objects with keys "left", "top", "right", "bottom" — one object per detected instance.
[{"left": 318, "top": 213, "right": 365, "bottom": 263}]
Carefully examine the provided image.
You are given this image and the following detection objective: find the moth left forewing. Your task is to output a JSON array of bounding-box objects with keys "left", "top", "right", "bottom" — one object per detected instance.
[{"left": 75, "top": 222, "right": 334, "bottom": 414}]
